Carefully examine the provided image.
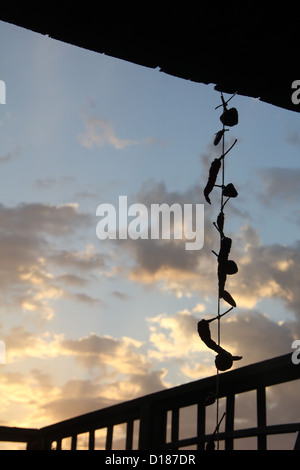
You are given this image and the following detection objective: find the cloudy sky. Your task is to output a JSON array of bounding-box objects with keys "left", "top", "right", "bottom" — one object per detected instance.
[{"left": 0, "top": 20, "right": 300, "bottom": 449}]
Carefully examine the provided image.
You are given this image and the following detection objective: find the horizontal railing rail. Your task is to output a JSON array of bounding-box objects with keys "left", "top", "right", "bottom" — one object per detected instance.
[
  {"left": 0, "top": 426, "right": 38, "bottom": 445},
  {"left": 165, "top": 422, "right": 300, "bottom": 450},
  {"left": 0, "top": 353, "right": 299, "bottom": 450}
]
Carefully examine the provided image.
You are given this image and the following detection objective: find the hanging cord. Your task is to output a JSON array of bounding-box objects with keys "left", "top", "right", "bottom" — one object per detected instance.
[
  {"left": 200, "top": 91, "right": 240, "bottom": 450},
  {"left": 215, "top": 113, "right": 225, "bottom": 449},
  {"left": 206, "top": 412, "right": 226, "bottom": 450}
]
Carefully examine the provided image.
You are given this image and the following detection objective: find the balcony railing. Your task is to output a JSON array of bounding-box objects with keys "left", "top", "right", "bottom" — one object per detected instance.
[{"left": 1, "top": 353, "right": 299, "bottom": 450}]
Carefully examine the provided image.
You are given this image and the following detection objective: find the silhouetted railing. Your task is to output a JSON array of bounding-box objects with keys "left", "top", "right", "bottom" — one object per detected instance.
[{"left": 0, "top": 353, "right": 299, "bottom": 450}]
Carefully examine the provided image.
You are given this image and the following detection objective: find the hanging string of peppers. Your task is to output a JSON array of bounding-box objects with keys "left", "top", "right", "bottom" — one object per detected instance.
[{"left": 198, "top": 92, "right": 242, "bottom": 449}]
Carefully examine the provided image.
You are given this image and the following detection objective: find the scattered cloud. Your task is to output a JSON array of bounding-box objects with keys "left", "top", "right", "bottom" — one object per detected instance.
[
  {"left": 77, "top": 113, "right": 164, "bottom": 150},
  {"left": 48, "top": 246, "right": 107, "bottom": 272},
  {"left": 109, "top": 180, "right": 216, "bottom": 297},
  {"left": 56, "top": 273, "right": 88, "bottom": 287},
  {"left": 101, "top": 180, "right": 300, "bottom": 323},
  {"left": 60, "top": 332, "right": 149, "bottom": 374},
  {"left": 147, "top": 309, "right": 202, "bottom": 362},
  {"left": 0, "top": 202, "right": 91, "bottom": 236},
  {"left": 0, "top": 146, "right": 21, "bottom": 164},
  {"left": 0, "top": 189, "right": 297, "bottom": 430},
  {"left": 0, "top": 141, "right": 298, "bottom": 436},
  {"left": 34, "top": 176, "right": 76, "bottom": 190},
  {"left": 0, "top": 202, "right": 107, "bottom": 320},
  {"left": 285, "top": 129, "right": 300, "bottom": 146},
  {"left": 110, "top": 290, "right": 133, "bottom": 301},
  {"left": 146, "top": 306, "right": 296, "bottom": 383},
  {"left": 257, "top": 167, "right": 300, "bottom": 207},
  {"left": 0, "top": 326, "right": 167, "bottom": 426},
  {"left": 3, "top": 326, "right": 60, "bottom": 362},
  {"left": 232, "top": 228, "right": 300, "bottom": 317}
]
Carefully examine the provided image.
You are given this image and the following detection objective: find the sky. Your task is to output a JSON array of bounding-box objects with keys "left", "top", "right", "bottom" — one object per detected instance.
[{"left": 0, "top": 20, "right": 300, "bottom": 450}]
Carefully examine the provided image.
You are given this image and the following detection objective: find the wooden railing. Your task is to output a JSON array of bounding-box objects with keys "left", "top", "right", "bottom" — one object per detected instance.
[{"left": 1, "top": 353, "right": 299, "bottom": 450}]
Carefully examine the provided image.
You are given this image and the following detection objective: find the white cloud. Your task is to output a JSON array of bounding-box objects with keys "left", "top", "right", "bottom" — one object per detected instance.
[
  {"left": 77, "top": 113, "right": 163, "bottom": 150},
  {"left": 78, "top": 114, "right": 139, "bottom": 150},
  {"left": 0, "top": 326, "right": 168, "bottom": 426},
  {"left": 145, "top": 306, "right": 297, "bottom": 385},
  {"left": 60, "top": 332, "right": 151, "bottom": 375}
]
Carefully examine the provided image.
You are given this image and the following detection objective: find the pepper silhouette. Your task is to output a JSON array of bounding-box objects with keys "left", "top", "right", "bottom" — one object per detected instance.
[
  {"left": 214, "top": 129, "right": 228, "bottom": 146},
  {"left": 220, "top": 107, "right": 238, "bottom": 127},
  {"left": 203, "top": 140, "right": 237, "bottom": 205},
  {"left": 222, "top": 183, "right": 238, "bottom": 199},
  {"left": 197, "top": 319, "right": 225, "bottom": 355},
  {"left": 203, "top": 158, "right": 221, "bottom": 204},
  {"left": 216, "top": 211, "right": 225, "bottom": 237},
  {"left": 219, "top": 94, "right": 239, "bottom": 127},
  {"left": 217, "top": 236, "right": 238, "bottom": 307},
  {"left": 197, "top": 317, "right": 242, "bottom": 371}
]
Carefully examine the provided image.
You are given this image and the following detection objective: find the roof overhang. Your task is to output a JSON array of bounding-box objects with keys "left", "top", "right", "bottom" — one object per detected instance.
[{"left": 1, "top": 3, "right": 299, "bottom": 113}]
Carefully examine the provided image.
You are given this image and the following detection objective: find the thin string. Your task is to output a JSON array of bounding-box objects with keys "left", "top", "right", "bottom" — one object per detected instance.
[
  {"left": 208, "top": 91, "right": 238, "bottom": 450},
  {"left": 215, "top": 93, "right": 226, "bottom": 450}
]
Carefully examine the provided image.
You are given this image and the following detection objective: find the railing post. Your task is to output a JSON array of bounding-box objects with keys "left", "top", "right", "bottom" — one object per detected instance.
[
  {"left": 125, "top": 420, "right": 134, "bottom": 450},
  {"left": 89, "top": 429, "right": 95, "bottom": 450},
  {"left": 138, "top": 402, "right": 152, "bottom": 449},
  {"left": 171, "top": 408, "right": 179, "bottom": 449},
  {"left": 257, "top": 387, "right": 267, "bottom": 450},
  {"left": 106, "top": 425, "right": 113, "bottom": 450},
  {"left": 225, "top": 394, "right": 235, "bottom": 450},
  {"left": 138, "top": 403, "right": 167, "bottom": 449},
  {"left": 71, "top": 434, "right": 77, "bottom": 450},
  {"left": 197, "top": 401, "right": 205, "bottom": 450},
  {"left": 27, "top": 435, "right": 52, "bottom": 450},
  {"left": 152, "top": 408, "right": 167, "bottom": 449}
]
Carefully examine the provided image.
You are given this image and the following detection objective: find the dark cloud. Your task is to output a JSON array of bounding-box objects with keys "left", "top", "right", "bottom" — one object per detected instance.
[
  {"left": 105, "top": 179, "right": 300, "bottom": 321},
  {"left": 0, "top": 202, "right": 107, "bottom": 319},
  {"left": 0, "top": 230, "right": 51, "bottom": 315},
  {"left": 60, "top": 332, "right": 149, "bottom": 374},
  {"left": 286, "top": 130, "right": 300, "bottom": 146},
  {"left": 56, "top": 273, "right": 88, "bottom": 287},
  {"left": 48, "top": 249, "right": 107, "bottom": 271},
  {"left": 41, "top": 380, "right": 114, "bottom": 424},
  {"left": 111, "top": 290, "right": 133, "bottom": 301},
  {"left": 126, "top": 370, "right": 166, "bottom": 395},
  {"left": 218, "top": 310, "right": 295, "bottom": 364},
  {"left": 109, "top": 180, "right": 217, "bottom": 296},
  {"left": 41, "top": 370, "right": 167, "bottom": 425},
  {"left": 0, "top": 146, "right": 21, "bottom": 164},
  {"left": 4, "top": 326, "right": 46, "bottom": 355},
  {"left": 34, "top": 176, "right": 76, "bottom": 190},
  {"left": 232, "top": 232, "right": 300, "bottom": 319},
  {"left": 148, "top": 307, "right": 297, "bottom": 377},
  {"left": 65, "top": 292, "right": 106, "bottom": 307},
  {"left": 0, "top": 202, "right": 91, "bottom": 236},
  {"left": 257, "top": 167, "right": 300, "bottom": 207}
]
